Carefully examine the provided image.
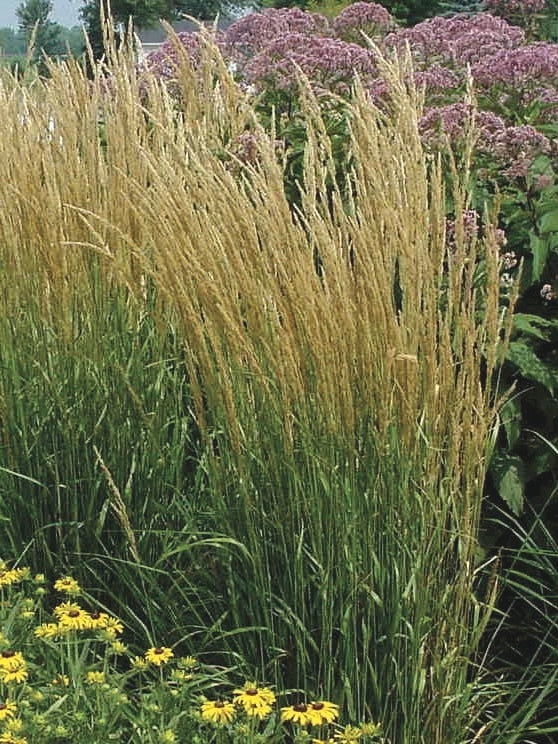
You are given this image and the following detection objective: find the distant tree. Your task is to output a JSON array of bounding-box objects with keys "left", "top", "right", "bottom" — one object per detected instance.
[
  {"left": 16, "top": 0, "right": 64, "bottom": 61},
  {"left": 439, "top": 0, "right": 484, "bottom": 14},
  {"left": 0, "top": 28, "right": 27, "bottom": 57},
  {"left": 79, "top": 0, "right": 225, "bottom": 62},
  {"left": 264, "top": 0, "right": 442, "bottom": 25}
]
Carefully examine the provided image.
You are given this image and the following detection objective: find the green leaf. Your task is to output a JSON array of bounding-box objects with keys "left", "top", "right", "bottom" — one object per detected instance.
[
  {"left": 490, "top": 452, "right": 525, "bottom": 515},
  {"left": 512, "top": 313, "right": 557, "bottom": 341},
  {"left": 539, "top": 209, "right": 558, "bottom": 234},
  {"left": 529, "top": 233, "right": 550, "bottom": 283},
  {"left": 500, "top": 397, "right": 522, "bottom": 450},
  {"left": 507, "top": 341, "right": 556, "bottom": 394}
]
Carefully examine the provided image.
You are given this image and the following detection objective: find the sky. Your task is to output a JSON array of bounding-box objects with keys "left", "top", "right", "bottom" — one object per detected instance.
[{"left": 0, "top": 0, "right": 82, "bottom": 29}]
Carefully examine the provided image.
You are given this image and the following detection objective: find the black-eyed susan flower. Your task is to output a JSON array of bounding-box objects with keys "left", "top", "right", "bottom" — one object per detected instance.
[
  {"left": 280, "top": 702, "right": 313, "bottom": 727},
  {"left": 88, "top": 611, "right": 110, "bottom": 630},
  {"left": 85, "top": 671, "right": 105, "bottom": 685},
  {"left": 0, "top": 653, "right": 27, "bottom": 685},
  {"left": 57, "top": 606, "right": 92, "bottom": 632},
  {"left": 334, "top": 725, "right": 363, "bottom": 742},
  {"left": 100, "top": 616, "right": 124, "bottom": 639},
  {"left": 0, "top": 566, "right": 27, "bottom": 588},
  {"left": 34, "top": 623, "right": 60, "bottom": 640},
  {"left": 307, "top": 700, "right": 340, "bottom": 726},
  {"left": 53, "top": 602, "right": 81, "bottom": 619},
  {"left": 145, "top": 646, "right": 174, "bottom": 666},
  {"left": 233, "top": 682, "right": 276, "bottom": 718},
  {"left": 200, "top": 700, "right": 235, "bottom": 724},
  {"left": 0, "top": 701, "right": 16, "bottom": 722},
  {"left": 53, "top": 576, "right": 81, "bottom": 595},
  {"left": 0, "top": 732, "right": 27, "bottom": 744}
]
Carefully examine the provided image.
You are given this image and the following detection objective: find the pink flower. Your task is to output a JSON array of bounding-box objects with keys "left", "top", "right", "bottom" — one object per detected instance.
[{"left": 333, "top": 2, "right": 396, "bottom": 45}]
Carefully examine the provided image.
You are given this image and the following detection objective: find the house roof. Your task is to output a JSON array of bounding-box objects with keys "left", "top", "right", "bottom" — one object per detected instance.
[{"left": 137, "top": 17, "right": 234, "bottom": 44}]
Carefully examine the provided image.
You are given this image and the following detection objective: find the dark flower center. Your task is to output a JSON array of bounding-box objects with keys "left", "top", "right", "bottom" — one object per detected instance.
[
  {"left": 1, "top": 651, "right": 15, "bottom": 658},
  {"left": 215, "top": 701, "right": 225, "bottom": 708},
  {"left": 293, "top": 703, "right": 308, "bottom": 712},
  {"left": 311, "top": 702, "right": 324, "bottom": 710},
  {"left": 246, "top": 688, "right": 258, "bottom": 695},
  {"left": 0, "top": 703, "right": 6, "bottom": 710},
  {"left": 154, "top": 647, "right": 164, "bottom": 654},
  {"left": 90, "top": 611, "right": 101, "bottom": 620},
  {"left": 68, "top": 610, "right": 80, "bottom": 618}
]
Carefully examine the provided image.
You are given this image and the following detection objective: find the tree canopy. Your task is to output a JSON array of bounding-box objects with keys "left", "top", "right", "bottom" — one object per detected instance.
[
  {"left": 79, "top": 0, "right": 228, "bottom": 61},
  {"left": 16, "top": 0, "right": 64, "bottom": 60}
]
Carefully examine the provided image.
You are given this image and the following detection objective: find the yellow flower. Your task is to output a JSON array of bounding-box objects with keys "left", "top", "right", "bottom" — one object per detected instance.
[
  {"left": 0, "top": 653, "right": 27, "bottom": 684},
  {"left": 34, "top": 623, "right": 60, "bottom": 640},
  {"left": 53, "top": 602, "right": 81, "bottom": 618},
  {"left": 313, "top": 739, "right": 335, "bottom": 744},
  {"left": 360, "top": 722, "right": 381, "bottom": 736},
  {"left": 281, "top": 703, "right": 313, "bottom": 727},
  {"left": 200, "top": 700, "right": 235, "bottom": 724},
  {"left": 334, "top": 725, "right": 363, "bottom": 742},
  {"left": 170, "top": 669, "right": 192, "bottom": 683},
  {"left": 0, "top": 701, "right": 17, "bottom": 722},
  {"left": 5, "top": 718, "right": 23, "bottom": 734},
  {"left": 57, "top": 606, "right": 92, "bottom": 632},
  {"left": 51, "top": 674, "right": 70, "bottom": 687},
  {"left": 145, "top": 647, "right": 174, "bottom": 666},
  {"left": 233, "top": 682, "right": 276, "bottom": 718},
  {"left": 85, "top": 671, "right": 105, "bottom": 685},
  {"left": 88, "top": 611, "right": 110, "bottom": 630},
  {"left": 100, "top": 616, "right": 124, "bottom": 638},
  {"left": 179, "top": 656, "right": 198, "bottom": 670},
  {"left": 159, "top": 731, "right": 176, "bottom": 743},
  {"left": 0, "top": 733, "right": 27, "bottom": 744},
  {"left": 110, "top": 640, "right": 127, "bottom": 655},
  {"left": 53, "top": 577, "right": 81, "bottom": 595},
  {"left": 307, "top": 701, "right": 340, "bottom": 726},
  {"left": 131, "top": 656, "right": 148, "bottom": 671},
  {"left": 0, "top": 565, "right": 27, "bottom": 588}
]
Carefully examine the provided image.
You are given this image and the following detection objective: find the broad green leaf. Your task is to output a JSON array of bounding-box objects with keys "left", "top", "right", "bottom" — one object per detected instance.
[
  {"left": 539, "top": 209, "right": 558, "bottom": 234},
  {"left": 512, "top": 313, "right": 558, "bottom": 340},
  {"left": 507, "top": 341, "right": 556, "bottom": 394},
  {"left": 529, "top": 233, "right": 550, "bottom": 283},
  {"left": 490, "top": 452, "right": 525, "bottom": 515}
]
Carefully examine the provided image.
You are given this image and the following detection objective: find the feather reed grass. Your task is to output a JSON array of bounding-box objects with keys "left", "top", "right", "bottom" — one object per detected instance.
[{"left": 0, "top": 37, "right": 522, "bottom": 742}]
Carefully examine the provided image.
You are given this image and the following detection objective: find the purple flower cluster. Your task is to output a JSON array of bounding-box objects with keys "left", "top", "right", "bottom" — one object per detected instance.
[
  {"left": 419, "top": 103, "right": 552, "bottom": 179},
  {"left": 472, "top": 42, "right": 558, "bottom": 87},
  {"left": 145, "top": 31, "right": 209, "bottom": 82},
  {"left": 242, "top": 33, "right": 378, "bottom": 95},
  {"left": 332, "top": 2, "right": 396, "bottom": 44},
  {"left": 485, "top": 123, "right": 552, "bottom": 178},
  {"left": 384, "top": 12, "right": 524, "bottom": 70},
  {"left": 223, "top": 8, "right": 330, "bottom": 67},
  {"left": 419, "top": 103, "right": 504, "bottom": 145},
  {"left": 141, "top": 3, "right": 558, "bottom": 183}
]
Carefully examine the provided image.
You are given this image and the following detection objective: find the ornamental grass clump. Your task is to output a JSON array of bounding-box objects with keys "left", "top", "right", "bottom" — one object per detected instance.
[
  {"left": 116, "top": 44, "right": 511, "bottom": 742},
  {"left": 0, "top": 18, "right": 554, "bottom": 744}
]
